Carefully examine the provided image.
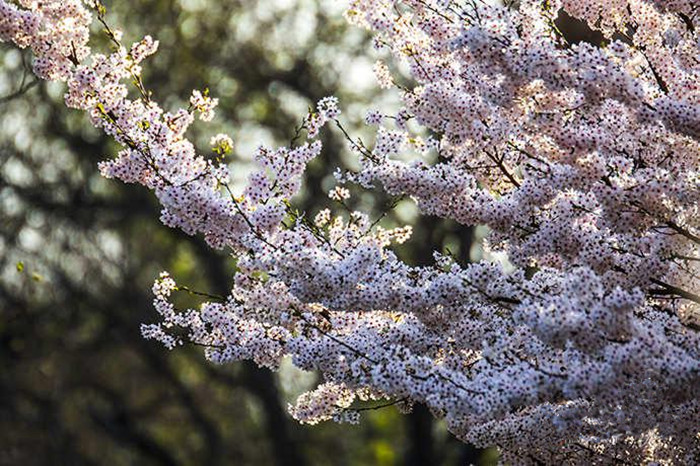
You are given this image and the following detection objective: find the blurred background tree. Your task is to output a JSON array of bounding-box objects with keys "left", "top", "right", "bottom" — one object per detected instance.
[{"left": 0, "top": 0, "right": 498, "bottom": 464}]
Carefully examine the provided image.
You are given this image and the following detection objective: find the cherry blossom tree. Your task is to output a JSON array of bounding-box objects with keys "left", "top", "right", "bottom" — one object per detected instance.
[{"left": 1, "top": 0, "right": 698, "bottom": 463}]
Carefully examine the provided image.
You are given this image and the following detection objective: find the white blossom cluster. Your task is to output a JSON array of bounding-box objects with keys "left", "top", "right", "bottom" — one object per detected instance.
[{"left": 1, "top": 0, "right": 698, "bottom": 463}]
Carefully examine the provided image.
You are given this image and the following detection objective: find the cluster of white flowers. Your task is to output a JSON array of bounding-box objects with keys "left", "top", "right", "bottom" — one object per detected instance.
[
  {"left": 364, "top": 109, "right": 383, "bottom": 126},
  {"left": 328, "top": 186, "right": 350, "bottom": 201},
  {"left": 210, "top": 133, "right": 234, "bottom": 155},
  {"left": 189, "top": 89, "right": 218, "bottom": 121},
  {"left": 2, "top": 0, "right": 698, "bottom": 463},
  {"left": 372, "top": 60, "right": 393, "bottom": 89},
  {"left": 305, "top": 95, "right": 341, "bottom": 138}
]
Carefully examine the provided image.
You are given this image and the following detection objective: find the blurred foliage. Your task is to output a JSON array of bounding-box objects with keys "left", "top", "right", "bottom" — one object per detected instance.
[{"left": 0, "top": 0, "right": 495, "bottom": 464}]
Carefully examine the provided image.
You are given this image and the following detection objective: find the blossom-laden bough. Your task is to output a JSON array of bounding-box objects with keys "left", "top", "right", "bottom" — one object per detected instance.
[{"left": 1, "top": 0, "right": 699, "bottom": 463}]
